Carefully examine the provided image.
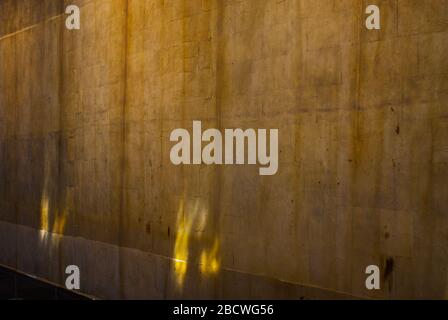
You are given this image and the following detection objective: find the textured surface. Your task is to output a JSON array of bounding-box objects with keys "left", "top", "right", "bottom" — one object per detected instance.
[
  {"left": 0, "top": 0, "right": 447, "bottom": 299},
  {"left": 0, "top": 265, "right": 88, "bottom": 300}
]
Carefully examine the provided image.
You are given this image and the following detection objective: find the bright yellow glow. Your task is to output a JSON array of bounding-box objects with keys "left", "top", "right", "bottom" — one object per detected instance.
[
  {"left": 173, "top": 199, "right": 189, "bottom": 286},
  {"left": 172, "top": 197, "right": 216, "bottom": 287},
  {"left": 39, "top": 150, "right": 69, "bottom": 242},
  {"left": 40, "top": 196, "right": 49, "bottom": 233},
  {"left": 39, "top": 194, "right": 51, "bottom": 243},
  {"left": 52, "top": 210, "right": 67, "bottom": 235},
  {"left": 40, "top": 150, "right": 51, "bottom": 240},
  {"left": 40, "top": 195, "right": 68, "bottom": 241},
  {"left": 200, "top": 237, "right": 221, "bottom": 275}
]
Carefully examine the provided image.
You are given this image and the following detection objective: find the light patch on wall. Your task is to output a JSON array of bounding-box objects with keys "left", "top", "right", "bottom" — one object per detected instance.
[
  {"left": 39, "top": 196, "right": 50, "bottom": 241},
  {"left": 40, "top": 140, "right": 52, "bottom": 238},
  {"left": 173, "top": 196, "right": 213, "bottom": 287},
  {"left": 200, "top": 237, "right": 220, "bottom": 275},
  {"left": 39, "top": 195, "right": 68, "bottom": 242},
  {"left": 52, "top": 209, "right": 67, "bottom": 235},
  {"left": 39, "top": 141, "right": 68, "bottom": 242},
  {"left": 173, "top": 199, "right": 188, "bottom": 286}
]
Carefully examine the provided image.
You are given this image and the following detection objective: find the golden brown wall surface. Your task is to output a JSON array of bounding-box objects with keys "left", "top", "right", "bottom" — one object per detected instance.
[{"left": 0, "top": 0, "right": 447, "bottom": 299}]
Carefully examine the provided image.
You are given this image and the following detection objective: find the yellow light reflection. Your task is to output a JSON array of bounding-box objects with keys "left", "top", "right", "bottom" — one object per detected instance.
[
  {"left": 52, "top": 209, "right": 67, "bottom": 235},
  {"left": 172, "top": 196, "right": 221, "bottom": 287},
  {"left": 173, "top": 199, "right": 189, "bottom": 286},
  {"left": 40, "top": 196, "right": 49, "bottom": 233},
  {"left": 200, "top": 237, "right": 221, "bottom": 275},
  {"left": 39, "top": 148, "right": 69, "bottom": 242},
  {"left": 39, "top": 194, "right": 50, "bottom": 243}
]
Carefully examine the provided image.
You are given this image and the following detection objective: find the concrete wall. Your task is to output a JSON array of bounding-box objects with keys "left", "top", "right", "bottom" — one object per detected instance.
[{"left": 0, "top": 0, "right": 447, "bottom": 299}]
